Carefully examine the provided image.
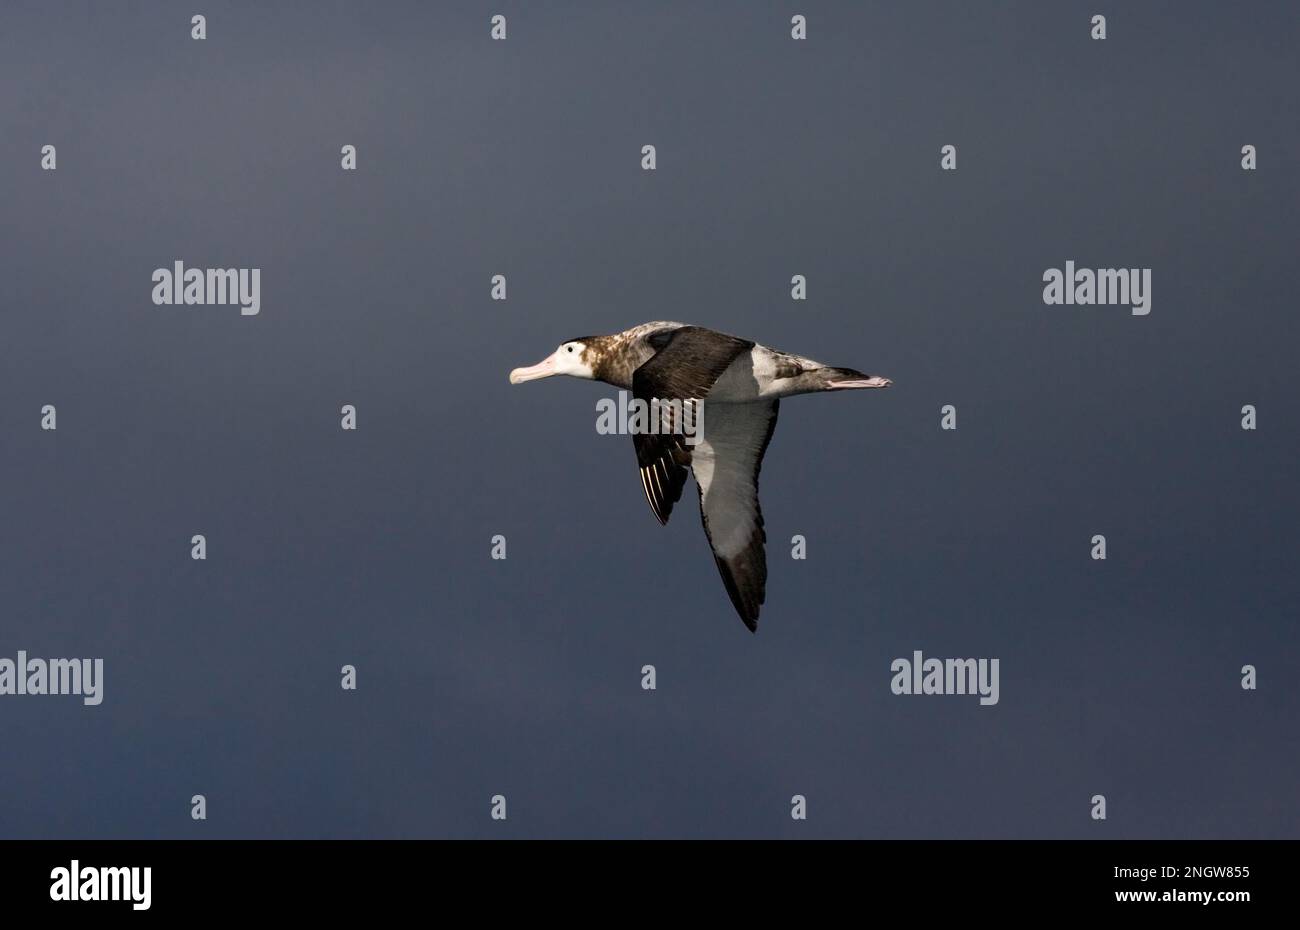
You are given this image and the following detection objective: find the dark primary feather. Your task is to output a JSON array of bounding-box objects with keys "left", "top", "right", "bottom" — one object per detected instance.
[{"left": 633, "top": 431, "right": 690, "bottom": 525}]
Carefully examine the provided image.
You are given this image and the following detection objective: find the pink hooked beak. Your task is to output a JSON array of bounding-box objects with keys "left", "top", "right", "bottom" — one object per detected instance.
[{"left": 509, "top": 351, "right": 558, "bottom": 384}]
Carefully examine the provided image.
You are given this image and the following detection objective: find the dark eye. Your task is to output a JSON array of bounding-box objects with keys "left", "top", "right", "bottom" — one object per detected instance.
[{"left": 567, "top": 346, "right": 574, "bottom": 353}]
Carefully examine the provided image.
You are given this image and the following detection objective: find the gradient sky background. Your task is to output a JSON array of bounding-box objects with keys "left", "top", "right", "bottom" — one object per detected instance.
[{"left": 1, "top": 1, "right": 1296, "bottom": 838}]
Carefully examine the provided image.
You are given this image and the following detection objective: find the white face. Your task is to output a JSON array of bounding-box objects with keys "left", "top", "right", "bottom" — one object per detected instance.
[{"left": 509, "top": 341, "right": 594, "bottom": 384}]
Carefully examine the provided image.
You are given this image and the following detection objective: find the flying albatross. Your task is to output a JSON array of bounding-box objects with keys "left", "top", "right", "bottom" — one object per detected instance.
[{"left": 509, "top": 322, "right": 891, "bottom": 632}]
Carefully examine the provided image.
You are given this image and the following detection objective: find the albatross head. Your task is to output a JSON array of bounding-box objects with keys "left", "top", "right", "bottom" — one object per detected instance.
[{"left": 510, "top": 338, "right": 598, "bottom": 384}]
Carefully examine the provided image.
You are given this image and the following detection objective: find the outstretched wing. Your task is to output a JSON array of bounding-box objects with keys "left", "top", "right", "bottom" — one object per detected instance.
[
  {"left": 691, "top": 400, "right": 780, "bottom": 632},
  {"left": 632, "top": 430, "right": 691, "bottom": 526},
  {"left": 630, "top": 327, "right": 753, "bottom": 525}
]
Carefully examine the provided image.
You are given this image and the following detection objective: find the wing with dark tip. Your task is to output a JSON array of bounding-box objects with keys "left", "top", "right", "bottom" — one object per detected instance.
[
  {"left": 691, "top": 400, "right": 780, "bottom": 632},
  {"left": 633, "top": 431, "right": 690, "bottom": 525},
  {"left": 630, "top": 326, "right": 753, "bottom": 525}
]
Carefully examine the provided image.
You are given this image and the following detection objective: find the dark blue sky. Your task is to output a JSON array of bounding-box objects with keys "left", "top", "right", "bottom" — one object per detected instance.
[{"left": 0, "top": 1, "right": 1296, "bottom": 838}]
